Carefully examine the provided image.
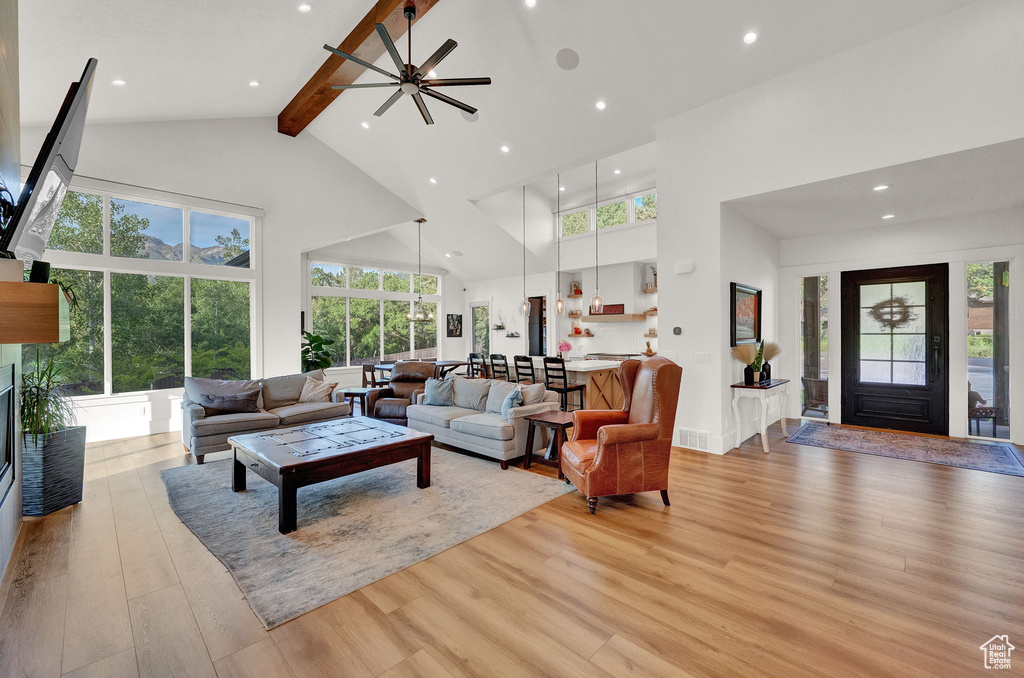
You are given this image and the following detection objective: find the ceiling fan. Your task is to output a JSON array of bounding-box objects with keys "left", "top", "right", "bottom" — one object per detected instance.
[{"left": 323, "top": 4, "right": 491, "bottom": 125}]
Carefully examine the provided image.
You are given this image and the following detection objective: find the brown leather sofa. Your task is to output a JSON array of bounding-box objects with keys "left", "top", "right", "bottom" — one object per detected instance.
[
  {"left": 365, "top": 361, "right": 436, "bottom": 425},
  {"left": 560, "top": 357, "right": 682, "bottom": 514}
]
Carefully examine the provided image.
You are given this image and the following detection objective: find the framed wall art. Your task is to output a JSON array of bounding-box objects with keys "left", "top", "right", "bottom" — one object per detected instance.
[{"left": 730, "top": 282, "right": 762, "bottom": 346}]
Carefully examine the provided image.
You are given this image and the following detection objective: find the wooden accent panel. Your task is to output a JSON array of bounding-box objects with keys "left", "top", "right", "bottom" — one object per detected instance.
[
  {"left": 582, "top": 314, "right": 645, "bottom": 323},
  {"left": 0, "top": 281, "right": 70, "bottom": 343},
  {"left": 583, "top": 368, "right": 624, "bottom": 410},
  {"left": 278, "top": 0, "right": 441, "bottom": 137}
]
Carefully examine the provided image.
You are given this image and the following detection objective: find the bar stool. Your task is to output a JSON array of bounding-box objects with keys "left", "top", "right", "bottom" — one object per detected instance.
[
  {"left": 489, "top": 354, "right": 510, "bottom": 380},
  {"left": 513, "top": 355, "right": 536, "bottom": 384},
  {"left": 543, "top": 356, "right": 585, "bottom": 411}
]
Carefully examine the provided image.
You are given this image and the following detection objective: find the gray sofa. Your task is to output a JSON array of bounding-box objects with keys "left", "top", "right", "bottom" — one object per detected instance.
[
  {"left": 406, "top": 377, "right": 560, "bottom": 468},
  {"left": 181, "top": 369, "right": 351, "bottom": 464}
]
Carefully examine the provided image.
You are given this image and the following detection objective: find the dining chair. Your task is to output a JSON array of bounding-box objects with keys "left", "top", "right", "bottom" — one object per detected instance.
[
  {"left": 489, "top": 354, "right": 510, "bottom": 380},
  {"left": 543, "top": 356, "right": 586, "bottom": 411},
  {"left": 513, "top": 355, "right": 536, "bottom": 384},
  {"left": 468, "top": 353, "right": 487, "bottom": 378}
]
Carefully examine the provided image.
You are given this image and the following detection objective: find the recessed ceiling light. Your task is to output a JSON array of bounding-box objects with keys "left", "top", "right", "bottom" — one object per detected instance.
[
  {"left": 361, "top": 121, "right": 369, "bottom": 129},
  {"left": 873, "top": 184, "right": 890, "bottom": 191},
  {"left": 743, "top": 31, "right": 759, "bottom": 45},
  {"left": 524, "top": 0, "right": 536, "bottom": 7},
  {"left": 559, "top": 186, "right": 565, "bottom": 191},
  {"left": 249, "top": 80, "right": 261, "bottom": 87},
  {"left": 429, "top": 178, "right": 437, "bottom": 184},
  {"left": 882, "top": 214, "right": 896, "bottom": 220},
  {"left": 111, "top": 79, "right": 126, "bottom": 86},
  {"left": 452, "top": 250, "right": 464, "bottom": 257},
  {"left": 445, "top": 252, "right": 452, "bottom": 257},
  {"left": 500, "top": 145, "right": 510, "bottom": 153},
  {"left": 298, "top": 3, "right": 313, "bottom": 11},
  {"left": 595, "top": 99, "right": 607, "bottom": 111},
  {"left": 613, "top": 169, "right": 621, "bottom": 175}
]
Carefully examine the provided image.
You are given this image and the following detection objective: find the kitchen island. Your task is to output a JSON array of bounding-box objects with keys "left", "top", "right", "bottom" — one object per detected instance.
[{"left": 563, "top": 360, "right": 626, "bottom": 409}]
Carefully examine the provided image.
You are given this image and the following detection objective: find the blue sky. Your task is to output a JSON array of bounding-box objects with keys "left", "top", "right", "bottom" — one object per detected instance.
[{"left": 112, "top": 199, "right": 249, "bottom": 248}]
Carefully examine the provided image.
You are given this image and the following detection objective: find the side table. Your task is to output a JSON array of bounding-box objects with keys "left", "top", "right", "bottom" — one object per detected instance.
[
  {"left": 522, "top": 411, "right": 574, "bottom": 478},
  {"left": 339, "top": 386, "right": 375, "bottom": 417},
  {"left": 730, "top": 379, "right": 790, "bottom": 453}
]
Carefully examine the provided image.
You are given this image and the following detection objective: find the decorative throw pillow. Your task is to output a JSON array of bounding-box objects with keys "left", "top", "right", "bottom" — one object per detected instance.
[
  {"left": 501, "top": 388, "right": 523, "bottom": 421},
  {"left": 485, "top": 379, "right": 519, "bottom": 413},
  {"left": 452, "top": 377, "right": 490, "bottom": 411},
  {"left": 519, "top": 382, "right": 547, "bottom": 406},
  {"left": 185, "top": 376, "right": 264, "bottom": 409},
  {"left": 196, "top": 388, "right": 261, "bottom": 415},
  {"left": 423, "top": 377, "right": 454, "bottom": 406},
  {"left": 298, "top": 377, "right": 334, "bottom": 403}
]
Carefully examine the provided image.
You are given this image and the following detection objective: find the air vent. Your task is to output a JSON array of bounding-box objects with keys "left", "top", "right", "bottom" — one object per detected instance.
[{"left": 678, "top": 428, "right": 710, "bottom": 452}]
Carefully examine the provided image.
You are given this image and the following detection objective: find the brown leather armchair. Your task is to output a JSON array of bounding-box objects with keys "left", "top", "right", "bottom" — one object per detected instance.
[
  {"left": 561, "top": 357, "right": 682, "bottom": 514},
  {"left": 365, "top": 361, "right": 436, "bottom": 426}
]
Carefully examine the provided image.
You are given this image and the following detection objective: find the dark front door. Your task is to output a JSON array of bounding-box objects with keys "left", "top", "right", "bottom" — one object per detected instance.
[{"left": 841, "top": 263, "right": 949, "bottom": 434}]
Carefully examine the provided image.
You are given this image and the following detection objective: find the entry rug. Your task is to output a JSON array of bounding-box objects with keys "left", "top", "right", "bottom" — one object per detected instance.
[
  {"left": 161, "top": 448, "right": 575, "bottom": 628},
  {"left": 788, "top": 422, "right": 1024, "bottom": 477}
]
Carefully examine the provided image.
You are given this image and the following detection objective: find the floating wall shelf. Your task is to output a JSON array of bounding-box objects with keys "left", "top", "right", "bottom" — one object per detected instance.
[
  {"left": 582, "top": 314, "right": 646, "bottom": 323},
  {"left": 567, "top": 310, "right": 583, "bottom": 319},
  {"left": 642, "top": 288, "right": 658, "bottom": 294},
  {"left": 568, "top": 330, "right": 594, "bottom": 338},
  {"left": 567, "top": 293, "right": 583, "bottom": 298},
  {"left": 644, "top": 330, "right": 658, "bottom": 338}
]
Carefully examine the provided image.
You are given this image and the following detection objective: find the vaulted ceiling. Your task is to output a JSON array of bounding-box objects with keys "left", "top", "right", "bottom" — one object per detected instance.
[{"left": 20, "top": 0, "right": 976, "bottom": 281}]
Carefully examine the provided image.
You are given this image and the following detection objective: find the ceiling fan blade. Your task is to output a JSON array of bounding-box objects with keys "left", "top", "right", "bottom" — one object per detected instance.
[
  {"left": 412, "top": 93, "right": 434, "bottom": 125},
  {"left": 415, "top": 39, "right": 458, "bottom": 77},
  {"left": 374, "top": 89, "right": 405, "bottom": 117},
  {"left": 420, "top": 87, "right": 477, "bottom": 115},
  {"left": 323, "top": 44, "right": 399, "bottom": 81},
  {"left": 374, "top": 23, "right": 407, "bottom": 74},
  {"left": 331, "top": 82, "right": 401, "bottom": 89},
  {"left": 420, "top": 77, "right": 491, "bottom": 87}
]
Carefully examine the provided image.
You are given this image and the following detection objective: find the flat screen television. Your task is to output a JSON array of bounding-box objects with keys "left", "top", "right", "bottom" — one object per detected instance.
[{"left": 0, "top": 58, "right": 97, "bottom": 269}]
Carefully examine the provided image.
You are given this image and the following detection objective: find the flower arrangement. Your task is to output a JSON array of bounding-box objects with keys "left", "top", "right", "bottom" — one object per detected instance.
[
  {"left": 731, "top": 340, "right": 783, "bottom": 383},
  {"left": 557, "top": 340, "right": 572, "bottom": 352}
]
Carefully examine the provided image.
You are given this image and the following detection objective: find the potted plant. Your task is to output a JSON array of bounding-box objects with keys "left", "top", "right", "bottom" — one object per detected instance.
[
  {"left": 21, "top": 348, "right": 86, "bottom": 516},
  {"left": 300, "top": 330, "right": 334, "bottom": 371},
  {"left": 731, "top": 343, "right": 758, "bottom": 385}
]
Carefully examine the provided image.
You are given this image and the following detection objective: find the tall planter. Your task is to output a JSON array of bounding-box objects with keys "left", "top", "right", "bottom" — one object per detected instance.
[{"left": 22, "top": 426, "right": 87, "bottom": 516}]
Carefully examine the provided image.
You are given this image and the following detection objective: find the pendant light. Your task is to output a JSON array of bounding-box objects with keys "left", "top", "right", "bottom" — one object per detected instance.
[
  {"left": 590, "top": 160, "right": 604, "bottom": 313},
  {"left": 520, "top": 186, "right": 531, "bottom": 317},
  {"left": 554, "top": 173, "right": 566, "bottom": 315},
  {"left": 407, "top": 218, "right": 434, "bottom": 322}
]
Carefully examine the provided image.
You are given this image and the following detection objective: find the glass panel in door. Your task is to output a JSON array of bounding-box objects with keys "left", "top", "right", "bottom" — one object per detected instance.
[{"left": 858, "top": 281, "right": 927, "bottom": 385}]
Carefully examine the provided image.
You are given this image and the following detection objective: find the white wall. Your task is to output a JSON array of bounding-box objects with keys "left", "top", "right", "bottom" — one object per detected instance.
[
  {"left": 464, "top": 271, "right": 556, "bottom": 359},
  {"left": 21, "top": 117, "right": 421, "bottom": 440},
  {"left": 656, "top": 0, "right": 1024, "bottom": 452},
  {"left": 720, "top": 208, "right": 780, "bottom": 446},
  {"left": 777, "top": 207, "right": 1024, "bottom": 442}
]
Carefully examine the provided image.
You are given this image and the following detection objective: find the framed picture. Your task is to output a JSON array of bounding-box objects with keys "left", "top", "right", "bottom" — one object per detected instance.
[
  {"left": 730, "top": 282, "right": 761, "bottom": 346},
  {"left": 446, "top": 314, "right": 463, "bottom": 338}
]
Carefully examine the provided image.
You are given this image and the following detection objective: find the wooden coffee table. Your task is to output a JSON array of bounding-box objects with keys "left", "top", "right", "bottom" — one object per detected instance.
[{"left": 228, "top": 416, "right": 433, "bottom": 534}]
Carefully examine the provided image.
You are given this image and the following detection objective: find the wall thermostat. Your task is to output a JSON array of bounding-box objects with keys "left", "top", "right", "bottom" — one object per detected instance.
[{"left": 673, "top": 326, "right": 682, "bottom": 336}]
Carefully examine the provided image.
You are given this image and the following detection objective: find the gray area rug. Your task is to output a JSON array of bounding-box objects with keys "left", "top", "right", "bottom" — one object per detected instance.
[
  {"left": 161, "top": 448, "right": 574, "bottom": 628},
  {"left": 788, "top": 422, "right": 1024, "bottom": 476}
]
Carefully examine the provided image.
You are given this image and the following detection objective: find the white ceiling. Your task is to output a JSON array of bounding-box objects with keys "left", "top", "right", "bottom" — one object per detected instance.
[
  {"left": 20, "top": 0, "right": 977, "bottom": 281},
  {"left": 725, "top": 137, "right": 1024, "bottom": 240}
]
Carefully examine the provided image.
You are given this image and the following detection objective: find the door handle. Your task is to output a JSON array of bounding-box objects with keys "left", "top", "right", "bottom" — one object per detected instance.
[{"left": 932, "top": 346, "right": 940, "bottom": 379}]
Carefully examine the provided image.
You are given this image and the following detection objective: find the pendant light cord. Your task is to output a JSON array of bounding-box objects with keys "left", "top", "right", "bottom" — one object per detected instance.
[
  {"left": 556, "top": 173, "right": 560, "bottom": 281},
  {"left": 522, "top": 185, "right": 527, "bottom": 301},
  {"left": 594, "top": 160, "right": 599, "bottom": 295}
]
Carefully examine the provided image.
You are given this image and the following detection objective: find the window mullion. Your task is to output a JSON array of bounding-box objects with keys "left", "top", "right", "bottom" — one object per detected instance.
[
  {"left": 103, "top": 269, "right": 113, "bottom": 395},
  {"left": 184, "top": 276, "right": 192, "bottom": 378}
]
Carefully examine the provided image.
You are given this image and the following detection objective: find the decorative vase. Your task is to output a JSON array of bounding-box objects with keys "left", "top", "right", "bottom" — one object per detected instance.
[
  {"left": 22, "top": 426, "right": 87, "bottom": 516},
  {"left": 743, "top": 365, "right": 755, "bottom": 386},
  {"left": 753, "top": 371, "right": 761, "bottom": 384},
  {"left": 761, "top": 362, "right": 771, "bottom": 382},
  {"left": 558, "top": 351, "right": 564, "bottom": 359}
]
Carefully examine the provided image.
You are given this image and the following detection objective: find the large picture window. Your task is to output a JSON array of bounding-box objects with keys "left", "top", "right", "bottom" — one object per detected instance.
[
  {"left": 308, "top": 260, "right": 441, "bottom": 366},
  {"left": 22, "top": 184, "right": 259, "bottom": 396}
]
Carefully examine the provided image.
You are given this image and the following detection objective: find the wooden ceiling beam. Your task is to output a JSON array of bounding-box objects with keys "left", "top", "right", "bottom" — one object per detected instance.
[{"left": 278, "top": 0, "right": 441, "bottom": 137}]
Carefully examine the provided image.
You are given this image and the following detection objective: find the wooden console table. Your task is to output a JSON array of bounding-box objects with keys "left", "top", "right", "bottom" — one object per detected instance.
[{"left": 730, "top": 379, "right": 790, "bottom": 453}]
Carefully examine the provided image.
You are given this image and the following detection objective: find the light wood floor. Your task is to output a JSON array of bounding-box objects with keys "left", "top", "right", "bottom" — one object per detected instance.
[{"left": 1, "top": 424, "right": 1022, "bottom": 677}]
